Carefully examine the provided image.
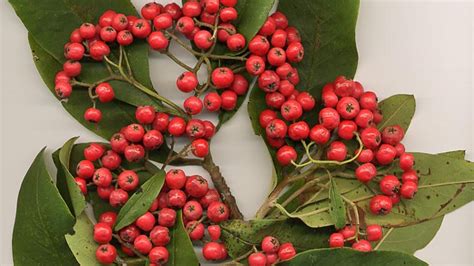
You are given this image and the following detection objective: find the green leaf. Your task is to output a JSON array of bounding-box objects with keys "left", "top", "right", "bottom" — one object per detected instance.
[
  {"left": 12, "top": 148, "right": 77, "bottom": 265},
  {"left": 115, "top": 170, "right": 166, "bottom": 231},
  {"left": 279, "top": 248, "right": 427, "bottom": 266},
  {"left": 329, "top": 178, "right": 347, "bottom": 229},
  {"left": 377, "top": 94, "right": 416, "bottom": 132},
  {"left": 53, "top": 137, "right": 86, "bottom": 217},
  {"left": 167, "top": 210, "right": 200, "bottom": 266},
  {"left": 234, "top": 0, "right": 276, "bottom": 41},
  {"left": 221, "top": 219, "right": 333, "bottom": 259},
  {"left": 65, "top": 213, "right": 101, "bottom": 266}
]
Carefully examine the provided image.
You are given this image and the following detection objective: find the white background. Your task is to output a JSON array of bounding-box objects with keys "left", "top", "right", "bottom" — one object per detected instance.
[{"left": 1, "top": 0, "right": 473, "bottom": 265}]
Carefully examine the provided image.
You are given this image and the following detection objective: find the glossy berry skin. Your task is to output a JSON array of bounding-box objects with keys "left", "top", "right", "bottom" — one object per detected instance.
[
  {"left": 281, "top": 100, "right": 303, "bottom": 121},
  {"left": 230, "top": 74, "right": 249, "bottom": 95},
  {"left": 194, "top": 30, "right": 213, "bottom": 50},
  {"left": 158, "top": 208, "right": 177, "bottom": 227},
  {"left": 135, "top": 106, "right": 155, "bottom": 124},
  {"left": 75, "top": 178, "right": 87, "bottom": 194},
  {"left": 217, "top": 23, "right": 236, "bottom": 42},
  {"left": 177, "top": 72, "right": 198, "bottom": 93},
  {"left": 288, "top": 121, "right": 310, "bottom": 141},
  {"left": 329, "top": 233, "right": 345, "bottom": 248},
  {"left": 246, "top": 55, "right": 266, "bottom": 76},
  {"left": 322, "top": 91, "right": 338, "bottom": 108},
  {"left": 278, "top": 242, "right": 297, "bottom": 261},
  {"left": 266, "top": 119, "right": 287, "bottom": 139},
  {"left": 177, "top": 17, "right": 195, "bottom": 34},
  {"left": 221, "top": 0, "right": 237, "bottom": 7},
  {"left": 366, "top": 224, "right": 383, "bottom": 242},
  {"left": 333, "top": 76, "right": 355, "bottom": 97},
  {"left": 208, "top": 225, "right": 221, "bottom": 241},
  {"left": 96, "top": 244, "right": 117, "bottom": 265},
  {"left": 327, "top": 141, "right": 347, "bottom": 162},
  {"left": 400, "top": 181, "right": 418, "bottom": 199},
  {"left": 131, "top": 19, "right": 152, "bottom": 39},
  {"left": 352, "top": 240, "right": 372, "bottom": 252},
  {"left": 258, "top": 17, "right": 276, "bottom": 36},
  {"left": 124, "top": 144, "right": 145, "bottom": 162},
  {"left": 267, "top": 136, "right": 285, "bottom": 149},
  {"left": 337, "top": 97, "right": 360, "bottom": 120},
  {"left": 153, "top": 13, "right": 173, "bottom": 30},
  {"left": 84, "top": 143, "right": 104, "bottom": 161},
  {"left": 296, "top": 92, "right": 316, "bottom": 111},
  {"left": 309, "top": 125, "right": 331, "bottom": 145},
  {"left": 248, "top": 252, "right": 266, "bottom": 266},
  {"left": 143, "top": 130, "right": 164, "bottom": 150},
  {"left": 183, "top": 200, "right": 203, "bottom": 221},
  {"left": 276, "top": 145, "right": 297, "bottom": 166},
  {"left": 111, "top": 13, "right": 129, "bottom": 31},
  {"left": 191, "top": 139, "right": 209, "bottom": 158},
  {"left": 402, "top": 170, "right": 418, "bottom": 184},
  {"left": 319, "top": 107, "right": 340, "bottom": 130},
  {"left": 220, "top": 90, "right": 238, "bottom": 111},
  {"left": 355, "top": 109, "right": 374, "bottom": 128},
  {"left": 182, "top": 1, "right": 202, "bottom": 17},
  {"left": 357, "top": 149, "right": 374, "bottom": 163},
  {"left": 167, "top": 189, "right": 187, "bottom": 208},
  {"left": 184, "top": 96, "right": 203, "bottom": 115},
  {"left": 369, "top": 195, "right": 393, "bottom": 215},
  {"left": 136, "top": 212, "right": 156, "bottom": 232},
  {"left": 360, "top": 127, "right": 382, "bottom": 149},
  {"left": 148, "top": 31, "right": 169, "bottom": 51},
  {"left": 117, "top": 30, "right": 134, "bottom": 46},
  {"left": 200, "top": 189, "right": 220, "bottom": 208},
  {"left": 187, "top": 221, "right": 205, "bottom": 241},
  {"left": 76, "top": 160, "right": 95, "bottom": 179},
  {"left": 207, "top": 201, "right": 230, "bottom": 223},
  {"left": 117, "top": 170, "right": 139, "bottom": 191},
  {"left": 110, "top": 133, "right": 129, "bottom": 154},
  {"left": 278, "top": 80, "right": 295, "bottom": 97},
  {"left": 109, "top": 189, "right": 129, "bottom": 207},
  {"left": 152, "top": 112, "right": 169, "bottom": 133},
  {"left": 399, "top": 153, "right": 415, "bottom": 171},
  {"left": 337, "top": 120, "right": 357, "bottom": 140},
  {"left": 267, "top": 47, "right": 287, "bottom": 67},
  {"left": 168, "top": 117, "right": 187, "bottom": 136},
  {"left": 258, "top": 70, "right": 280, "bottom": 93},
  {"left": 376, "top": 144, "right": 397, "bottom": 165},
  {"left": 286, "top": 26, "right": 301, "bottom": 43},
  {"left": 355, "top": 163, "right": 377, "bottom": 183},
  {"left": 265, "top": 92, "right": 285, "bottom": 109},
  {"left": 99, "top": 212, "right": 117, "bottom": 228},
  {"left": 339, "top": 225, "right": 356, "bottom": 239},
  {"left": 286, "top": 42, "right": 304, "bottom": 63},
  {"left": 65, "top": 43, "right": 85, "bottom": 60},
  {"left": 95, "top": 82, "right": 115, "bottom": 103},
  {"left": 204, "top": 92, "right": 222, "bottom": 112},
  {"left": 261, "top": 236, "right": 280, "bottom": 253},
  {"left": 89, "top": 41, "right": 111, "bottom": 60},
  {"left": 259, "top": 109, "right": 277, "bottom": 128},
  {"left": 359, "top": 91, "right": 378, "bottom": 111},
  {"left": 395, "top": 143, "right": 406, "bottom": 157},
  {"left": 134, "top": 235, "right": 153, "bottom": 255},
  {"left": 79, "top": 23, "right": 96, "bottom": 39},
  {"left": 123, "top": 124, "right": 145, "bottom": 143},
  {"left": 149, "top": 246, "right": 169, "bottom": 265},
  {"left": 220, "top": 7, "right": 238, "bottom": 22},
  {"left": 202, "top": 242, "right": 225, "bottom": 261},
  {"left": 63, "top": 60, "right": 81, "bottom": 77},
  {"left": 84, "top": 108, "right": 102, "bottom": 123},
  {"left": 212, "top": 67, "right": 234, "bottom": 89},
  {"left": 150, "top": 226, "right": 171, "bottom": 246},
  {"left": 97, "top": 186, "right": 114, "bottom": 200},
  {"left": 381, "top": 125, "right": 405, "bottom": 145},
  {"left": 227, "top": 33, "right": 246, "bottom": 51},
  {"left": 165, "top": 169, "right": 187, "bottom": 189},
  {"left": 185, "top": 175, "right": 209, "bottom": 198},
  {"left": 379, "top": 175, "right": 401, "bottom": 196},
  {"left": 93, "top": 168, "right": 113, "bottom": 187},
  {"left": 93, "top": 222, "right": 113, "bottom": 244},
  {"left": 249, "top": 35, "right": 270, "bottom": 56}
]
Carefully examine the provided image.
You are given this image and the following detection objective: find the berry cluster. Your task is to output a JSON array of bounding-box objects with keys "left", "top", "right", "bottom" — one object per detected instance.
[
  {"left": 328, "top": 224, "right": 383, "bottom": 252},
  {"left": 247, "top": 236, "right": 296, "bottom": 266}
]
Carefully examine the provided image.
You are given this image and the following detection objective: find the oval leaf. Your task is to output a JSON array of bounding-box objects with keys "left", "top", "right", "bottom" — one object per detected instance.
[
  {"left": 114, "top": 170, "right": 166, "bottom": 231},
  {"left": 65, "top": 213, "right": 101, "bottom": 266},
  {"left": 167, "top": 210, "right": 200, "bottom": 266},
  {"left": 13, "top": 148, "right": 77, "bottom": 265},
  {"left": 377, "top": 94, "right": 416, "bottom": 132},
  {"left": 235, "top": 0, "right": 276, "bottom": 41},
  {"left": 329, "top": 178, "right": 347, "bottom": 229}
]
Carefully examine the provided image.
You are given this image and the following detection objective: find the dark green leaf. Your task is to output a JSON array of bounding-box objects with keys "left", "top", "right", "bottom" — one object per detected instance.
[
  {"left": 115, "top": 170, "right": 166, "bottom": 231},
  {"left": 234, "top": 0, "right": 276, "bottom": 41},
  {"left": 65, "top": 213, "right": 101, "bottom": 266},
  {"left": 53, "top": 137, "right": 86, "bottom": 217},
  {"left": 167, "top": 210, "right": 200, "bottom": 266},
  {"left": 279, "top": 248, "right": 427, "bottom": 266},
  {"left": 377, "top": 94, "right": 416, "bottom": 132},
  {"left": 13, "top": 149, "right": 77, "bottom": 265},
  {"left": 221, "top": 219, "right": 333, "bottom": 259},
  {"left": 329, "top": 178, "right": 347, "bottom": 229}
]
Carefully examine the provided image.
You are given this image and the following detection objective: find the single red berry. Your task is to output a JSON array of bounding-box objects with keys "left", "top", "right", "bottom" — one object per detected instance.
[
  {"left": 329, "top": 233, "right": 345, "bottom": 248},
  {"left": 394, "top": 143, "right": 406, "bottom": 157},
  {"left": 96, "top": 244, "right": 117, "bottom": 264},
  {"left": 278, "top": 242, "right": 296, "bottom": 261},
  {"left": 203, "top": 0, "right": 220, "bottom": 14},
  {"left": 220, "top": 0, "right": 237, "bottom": 7},
  {"left": 357, "top": 149, "right": 374, "bottom": 163},
  {"left": 359, "top": 91, "right": 378, "bottom": 111},
  {"left": 99, "top": 211, "right": 117, "bottom": 228},
  {"left": 150, "top": 226, "right": 171, "bottom": 246},
  {"left": 212, "top": 67, "right": 235, "bottom": 89},
  {"left": 246, "top": 55, "right": 266, "bottom": 76},
  {"left": 277, "top": 80, "right": 295, "bottom": 98},
  {"left": 379, "top": 175, "right": 401, "bottom": 196},
  {"left": 271, "top": 29, "right": 288, "bottom": 48},
  {"left": 217, "top": 23, "right": 236, "bottom": 42},
  {"left": 400, "top": 181, "right": 418, "bottom": 199},
  {"left": 227, "top": 33, "right": 246, "bottom": 52},
  {"left": 148, "top": 31, "right": 169, "bottom": 51},
  {"left": 333, "top": 76, "right": 355, "bottom": 97},
  {"left": 63, "top": 60, "right": 81, "bottom": 77},
  {"left": 340, "top": 225, "right": 356, "bottom": 239},
  {"left": 402, "top": 170, "right": 418, "bottom": 184},
  {"left": 110, "top": 189, "right": 129, "bottom": 207},
  {"left": 55, "top": 71, "right": 70, "bottom": 84},
  {"left": 95, "top": 82, "right": 115, "bottom": 103},
  {"left": 276, "top": 145, "right": 297, "bottom": 166},
  {"left": 248, "top": 252, "right": 266, "bottom": 266},
  {"left": 390, "top": 193, "right": 401, "bottom": 205},
  {"left": 176, "top": 16, "right": 195, "bottom": 34},
  {"left": 135, "top": 106, "right": 156, "bottom": 124},
  {"left": 153, "top": 13, "right": 173, "bottom": 30},
  {"left": 191, "top": 138, "right": 210, "bottom": 157},
  {"left": 375, "top": 144, "right": 397, "bottom": 165},
  {"left": 204, "top": 92, "right": 222, "bottom": 112},
  {"left": 133, "top": 235, "right": 152, "bottom": 255},
  {"left": 110, "top": 133, "right": 129, "bottom": 154},
  {"left": 158, "top": 208, "right": 177, "bottom": 227},
  {"left": 111, "top": 13, "right": 128, "bottom": 32},
  {"left": 187, "top": 221, "right": 205, "bottom": 240},
  {"left": 366, "top": 224, "right": 383, "bottom": 242},
  {"left": 208, "top": 225, "right": 221, "bottom": 241},
  {"left": 286, "top": 26, "right": 301, "bottom": 43},
  {"left": 352, "top": 240, "right": 372, "bottom": 252},
  {"left": 93, "top": 168, "right": 113, "bottom": 188},
  {"left": 207, "top": 201, "right": 230, "bottom": 223},
  {"left": 267, "top": 136, "right": 285, "bottom": 149},
  {"left": 79, "top": 23, "right": 96, "bottom": 39},
  {"left": 322, "top": 91, "right": 339, "bottom": 108},
  {"left": 64, "top": 43, "right": 85, "bottom": 61},
  {"left": 258, "top": 17, "right": 276, "bottom": 36},
  {"left": 360, "top": 127, "right": 382, "bottom": 149},
  {"left": 135, "top": 212, "right": 156, "bottom": 232},
  {"left": 185, "top": 175, "right": 209, "bottom": 198},
  {"left": 186, "top": 119, "right": 205, "bottom": 139},
  {"left": 288, "top": 121, "right": 310, "bottom": 141},
  {"left": 319, "top": 107, "right": 340, "bottom": 130},
  {"left": 54, "top": 81, "right": 72, "bottom": 99},
  {"left": 266, "top": 119, "right": 287, "bottom": 139},
  {"left": 182, "top": 1, "right": 202, "bottom": 17},
  {"left": 127, "top": 15, "right": 138, "bottom": 30},
  {"left": 84, "top": 107, "right": 102, "bottom": 123},
  {"left": 327, "top": 141, "right": 347, "bottom": 161},
  {"left": 84, "top": 143, "right": 105, "bottom": 162},
  {"left": 149, "top": 247, "right": 169, "bottom": 265},
  {"left": 152, "top": 112, "right": 169, "bottom": 132},
  {"left": 382, "top": 125, "right": 405, "bottom": 146},
  {"left": 230, "top": 74, "right": 249, "bottom": 95},
  {"left": 265, "top": 92, "right": 286, "bottom": 109},
  {"left": 69, "top": 28, "right": 83, "bottom": 43},
  {"left": 184, "top": 96, "right": 203, "bottom": 115},
  {"left": 296, "top": 92, "right": 315, "bottom": 111},
  {"left": 76, "top": 160, "right": 95, "bottom": 179},
  {"left": 202, "top": 242, "right": 225, "bottom": 261},
  {"left": 220, "top": 90, "right": 238, "bottom": 111},
  {"left": 74, "top": 177, "right": 87, "bottom": 195},
  {"left": 183, "top": 200, "right": 203, "bottom": 221},
  {"left": 117, "top": 30, "right": 134, "bottom": 46},
  {"left": 275, "top": 63, "right": 292, "bottom": 80},
  {"left": 99, "top": 10, "right": 116, "bottom": 27},
  {"left": 259, "top": 109, "right": 277, "bottom": 129},
  {"left": 337, "top": 120, "right": 358, "bottom": 140},
  {"left": 131, "top": 19, "right": 152, "bottom": 38},
  {"left": 89, "top": 41, "right": 111, "bottom": 61},
  {"left": 177, "top": 72, "right": 198, "bottom": 93},
  {"left": 143, "top": 130, "right": 164, "bottom": 150},
  {"left": 164, "top": 3, "right": 183, "bottom": 20},
  {"left": 336, "top": 96, "right": 360, "bottom": 120},
  {"left": 267, "top": 47, "right": 287, "bottom": 67},
  {"left": 281, "top": 99, "right": 303, "bottom": 121},
  {"left": 194, "top": 30, "right": 213, "bottom": 50},
  {"left": 353, "top": 81, "right": 365, "bottom": 99},
  {"left": 167, "top": 189, "right": 187, "bottom": 209},
  {"left": 124, "top": 144, "right": 146, "bottom": 162},
  {"left": 258, "top": 70, "right": 280, "bottom": 93},
  {"left": 168, "top": 117, "right": 187, "bottom": 136},
  {"left": 369, "top": 195, "right": 393, "bottom": 215},
  {"left": 200, "top": 189, "right": 221, "bottom": 208},
  {"left": 286, "top": 42, "right": 304, "bottom": 63},
  {"left": 271, "top": 11, "right": 289, "bottom": 29},
  {"left": 355, "top": 109, "right": 374, "bottom": 128},
  {"left": 165, "top": 169, "right": 187, "bottom": 190},
  {"left": 249, "top": 35, "right": 270, "bottom": 56},
  {"left": 309, "top": 125, "right": 331, "bottom": 145},
  {"left": 219, "top": 7, "right": 238, "bottom": 22},
  {"left": 97, "top": 186, "right": 114, "bottom": 200},
  {"left": 399, "top": 153, "right": 415, "bottom": 171},
  {"left": 117, "top": 170, "right": 139, "bottom": 191},
  {"left": 141, "top": 2, "right": 161, "bottom": 20},
  {"left": 261, "top": 236, "right": 280, "bottom": 253},
  {"left": 373, "top": 109, "right": 383, "bottom": 124},
  {"left": 355, "top": 163, "right": 377, "bottom": 183},
  {"left": 123, "top": 124, "right": 145, "bottom": 142}
]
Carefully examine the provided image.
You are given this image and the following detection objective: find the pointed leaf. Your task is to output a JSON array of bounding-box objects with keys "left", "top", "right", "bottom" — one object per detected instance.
[
  {"left": 329, "top": 178, "right": 347, "bottom": 229},
  {"left": 377, "top": 94, "right": 416, "bottom": 132},
  {"left": 167, "top": 211, "right": 200, "bottom": 266},
  {"left": 65, "top": 213, "right": 101, "bottom": 266}
]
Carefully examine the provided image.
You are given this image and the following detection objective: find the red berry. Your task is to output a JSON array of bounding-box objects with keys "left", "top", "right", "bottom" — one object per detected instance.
[
  {"left": 399, "top": 153, "right": 415, "bottom": 171},
  {"left": 93, "top": 168, "right": 113, "bottom": 187},
  {"left": 110, "top": 189, "right": 129, "bottom": 207},
  {"left": 379, "top": 175, "right": 401, "bottom": 196},
  {"left": 369, "top": 195, "right": 393, "bottom": 215},
  {"left": 119, "top": 225, "right": 140, "bottom": 243},
  {"left": 54, "top": 81, "right": 72, "bottom": 99},
  {"left": 246, "top": 55, "right": 266, "bottom": 76},
  {"left": 79, "top": 23, "right": 96, "bottom": 39},
  {"left": 165, "top": 169, "right": 186, "bottom": 190},
  {"left": 248, "top": 252, "right": 266, "bottom": 266},
  {"left": 97, "top": 186, "right": 114, "bottom": 200},
  {"left": 258, "top": 70, "right": 280, "bottom": 93},
  {"left": 267, "top": 47, "right": 287, "bottom": 67},
  {"left": 381, "top": 125, "right": 405, "bottom": 146},
  {"left": 194, "top": 30, "right": 213, "bottom": 50},
  {"left": 271, "top": 11, "right": 289, "bottom": 29},
  {"left": 168, "top": 117, "right": 187, "bottom": 136},
  {"left": 131, "top": 19, "right": 152, "bottom": 38},
  {"left": 110, "top": 133, "right": 129, "bottom": 154},
  {"left": 183, "top": 1, "right": 202, "bottom": 17},
  {"left": 167, "top": 189, "right": 187, "bottom": 208},
  {"left": 336, "top": 96, "right": 360, "bottom": 120},
  {"left": 359, "top": 91, "right": 378, "bottom": 111},
  {"left": 96, "top": 244, "right": 117, "bottom": 264},
  {"left": 271, "top": 29, "right": 287, "bottom": 48},
  {"left": 375, "top": 144, "right": 397, "bottom": 165},
  {"left": 141, "top": 2, "right": 161, "bottom": 20},
  {"left": 402, "top": 170, "right": 418, "bottom": 184},
  {"left": 183, "top": 200, "right": 203, "bottom": 221},
  {"left": 63, "top": 60, "right": 81, "bottom": 77},
  {"left": 133, "top": 235, "right": 152, "bottom": 255},
  {"left": 191, "top": 139, "right": 209, "bottom": 157},
  {"left": 99, "top": 212, "right": 117, "bottom": 228},
  {"left": 329, "top": 233, "right": 345, "bottom": 248},
  {"left": 126, "top": 16, "right": 138, "bottom": 30},
  {"left": 148, "top": 31, "right": 169, "bottom": 51},
  {"left": 340, "top": 225, "right": 356, "bottom": 239},
  {"left": 55, "top": 71, "right": 70, "bottom": 84},
  {"left": 69, "top": 28, "right": 83, "bottom": 43},
  {"left": 355, "top": 163, "right": 377, "bottom": 183},
  {"left": 278, "top": 242, "right": 296, "bottom": 261},
  {"left": 220, "top": 90, "right": 238, "bottom": 111},
  {"left": 75, "top": 177, "right": 87, "bottom": 194},
  {"left": 281, "top": 99, "right": 303, "bottom": 121},
  {"left": 355, "top": 109, "right": 374, "bottom": 128},
  {"left": 177, "top": 72, "right": 198, "bottom": 93},
  {"left": 249, "top": 35, "right": 270, "bottom": 56},
  {"left": 327, "top": 141, "right": 347, "bottom": 161},
  {"left": 276, "top": 145, "right": 297, "bottom": 166},
  {"left": 220, "top": 0, "right": 237, "bottom": 7},
  {"left": 164, "top": 3, "right": 182, "bottom": 19},
  {"left": 352, "top": 240, "right": 372, "bottom": 252},
  {"left": 212, "top": 67, "right": 234, "bottom": 89},
  {"left": 112, "top": 13, "right": 129, "bottom": 31},
  {"left": 208, "top": 225, "right": 221, "bottom": 241},
  {"left": 135, "top": 106, "right": 156, "bottom": 124},
  {"left": 227, "top": 33, "right": 246, "bottom": 51},
  {"left": 267, "top": 136, "right": 285, "bottom": 149},
  {"left": 135, "top": 212, "right": 156, "bottom": 232},
  {"left": 266, "top": 119, "right": 287, "bottom": 139},
  {"left": 65, "top": 43, "right": 85, "bottom": 60},
  {"left": 319, "top": 107, "right": 340, "bottom": 130},
  {"left": 217, "top": 23, "right": 236, "bottom": 42},
  {"left": 149, "top": 247, "right": 169, "bottom": 265},
  {"left": 258, "top": 17, "right": 276, "bottom": 36},
  {"left": 322, "top": 91, "right": 339, "bottom": 108},
  {"left": 400, "top": 181, "right": 418, "bottom": 199},
  {"left": 309, "top": 125, "right": 331, "bottom": 145},
  {"left": 219, "top": 7, "right": 238, "bottom": 22},
  {"left": 202, "top": 242, "right": 225, "bottom": 261},
  {"left": 207, "top": 201, "right": 230, "bottom": 223},
  {"left": 123, "top": 124, "right": 145, "bottom": 142},
  {"left": 353, "top": 81, "right": 365, "bottom": 99},
  {"left": 152, "top": 112, "right": 170, "bottom": 132},
  {"left": 143, "top": 130, "right": 164, "bottom": 150},
  {"left": 286, "top": 26, "right": 301, "bottom": 43},
  {"left": 337, "top": 120, "right": 357, "bottom": 140},
  {"left": 360, "top": 127, "right": 382, "bottom": 149},
  {"left": 184, "top": 96, "right": 203, "bottom": 115},
  {"left": 286, "top": 42, "right": 304, "bottom": 63},
  {"left": 333, "top": 76, "right": 355, "bottom": 97},
  {"left": 200, "top": 189, "right": 221, "bottom": 208},
  {"left": 204, "top": 92, "right": 222, "bottom": 112},
  {"left": 259, "top": 109, "right": 277, "bottom": 128},
  {"left": 177, "top": 17, "right": 195, "bottom": 34},
  {"left": 278, "top": 80, "right": 295, "bottom": 97},
  {"left": 99, "top": 10, "right": 116, "bottom": 27},
  {"left": 117, "top": 170, "right": 139, "bottom": 191},
  {"left": 261, "top": 236, "right": 280, "bottom": 253},
  {"left": 158, "top": 208, "right": 176, "bottom": 227},
  {"left": 117, "top": 30, "right": 134, "bottom": 46},
  {"left": 124, "top": 144, "right": 145, "bottom": 162},
  {"left": 187, "top": 221, "right": 205, "bottom": 240},
  {"left": 395, "top": 143, "right": 406, "bottom": 157},
  {"left": 186, "top": 119, "right": 205, "bottom": 139},
  {"left": 95, "top": 82, "right": 115, "bottom": 103},
  {"left": 89, "top": 41, "right": 111, "bottom": 61},
  {"left": 84, "top": 143, "right": 105, "bottom": 162},
  {"left": 265, "top": 92, "right": 285, "bottom": 109},
  {"left": 185, "top": 175, "right": 209, "bottom": 198},
  {"left": 150, "top": 226, "right": 171, "bottom": 246},
  {"left": 366, "top": 224, "right": 383, "bottom": 242},
  {"left": 357, "top": 149, "right": 374, "bottom": 163},
  {"left": 230, "top": 74, "right": 249, "bottom": 95},
  {"left": 296, "top": 92, "right": 315, "bottom": 111},
  {"left": 76, "top": 160, "right": 95, "bottom": 179},
  {"left": 288, "top": 121, "right": 310, "bottom": 141}
]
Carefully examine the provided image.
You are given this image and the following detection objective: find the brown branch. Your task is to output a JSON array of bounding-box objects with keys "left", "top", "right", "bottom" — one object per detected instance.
[{"left": 202, "top": 153, "right": 244, "bottom": 220}]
